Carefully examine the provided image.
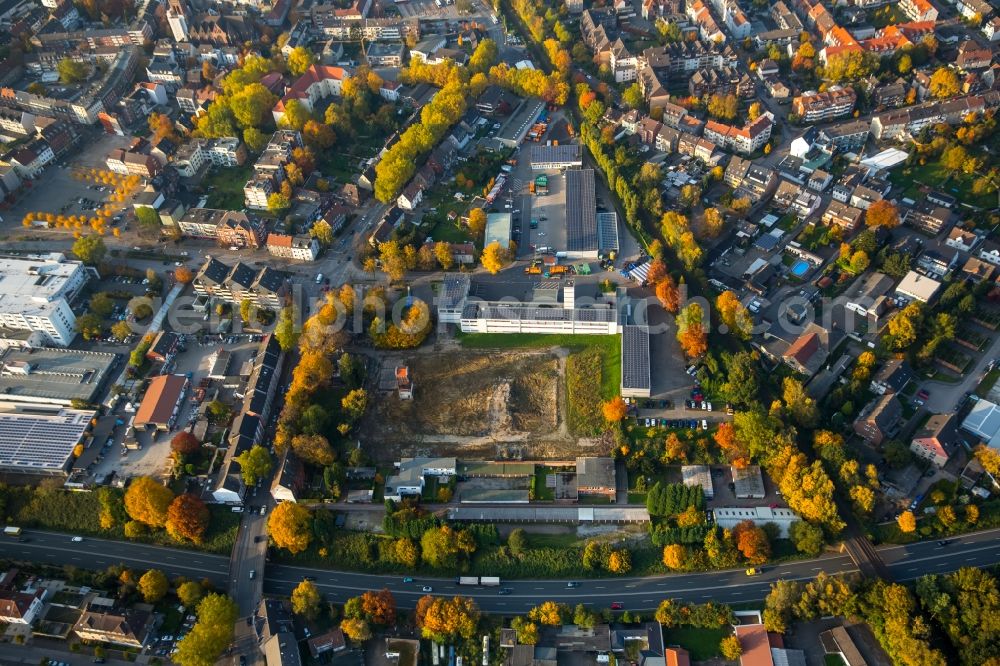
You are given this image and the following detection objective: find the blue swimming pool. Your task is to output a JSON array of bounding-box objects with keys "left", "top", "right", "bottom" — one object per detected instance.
[{"left": 791, "top": 260, "right": 810, "bottom": 277}]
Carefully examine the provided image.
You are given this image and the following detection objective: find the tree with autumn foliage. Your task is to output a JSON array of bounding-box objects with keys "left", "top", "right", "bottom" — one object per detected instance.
[
  {"left": 529, "top": 601, "right": 568, "bottom": 626},
  {"left": 420, "top": 525, "right": 476, "bottom": 568},
  {"left": 646, "top": 259, "right": 667, "bottom": 285},
  {"left": 171, "top": 432, "right": 201, "bottom": 456},
  {"left": 602, "top": 397, "right": 628, "bottom": 422},
  {"left": 897, "top": 510, "right": 917, "bottom": 533},
  {"left": 732, "top": 520, "right": 771, "bottom": 564},
  {"left": 359, "top": 588, "right": 397, "bottom": 625},
  {"left": 138, "top": 569, "right": 168, "bottom": 603},
  {"left": 166, "top": 494, "right": 210, "bottom": 543},
  {"left": 655, "top": 275, "right": 681, "bottom": 313},
  {"left": 124, "top": 476, "right": 175, "bottom": 528},
  {"left": 291, "top": 579, "right": 322, "bottom": 618},
  {"left": 716, "top": 290, "right": 752, "bottom": 339},
  {"left": 341, "top": 617, "right": 371, "bottom": 642},
  {"left": 714, "top": 422, "right": 750, "bottom": 467},
  {"left": 865, "top": 200, "right": 900, "bottom": 229},
  {"left": 174, "top": 265, "right": 194, "bottom": 283},
  {"left": 676, "top": 303, "right": 708, "bottom": 358},
  {"left": 268, "top": 502, "right": 313, "bottom": 554},
  {"left": 415, "top": 595, "right": 481, "bottom": 643},
  {"left": 662, "top": 544, "right": 687, "bottom": 570}
]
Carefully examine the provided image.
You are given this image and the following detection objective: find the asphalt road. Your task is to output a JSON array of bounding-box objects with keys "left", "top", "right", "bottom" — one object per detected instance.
[
  {"left": 3, "top": 528, "right": 999, "bottom": 616},
  {"left": 0, "top": 531, "right": 230, "bottom": 588}
]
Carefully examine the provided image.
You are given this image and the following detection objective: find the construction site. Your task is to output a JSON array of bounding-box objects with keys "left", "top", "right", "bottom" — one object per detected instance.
[{"left": 360, "top": 349, "right": 587, "bottom": 460}]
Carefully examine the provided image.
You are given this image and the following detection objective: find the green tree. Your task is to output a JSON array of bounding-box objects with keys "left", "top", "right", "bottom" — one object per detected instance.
[
  {"left": 234, "top": 445, "right": 273, "bottom": 486},
  {"left": 177, "top": 581, "right": 203, "bottom": 608},
  {"left": 268, "top": 192, "right": 291, "bottom": 214},
  {"left": 788, "top": 520, "right": 824, "bottom": 556},
  {"left": 623, "top": 83, "right": 644, "bottom": 109},
  {"left": 243, "top": 127, "right": 268, "bottom": 153},
  {"left": 173, "top": 594, "right": 239, "bottom": 666},
  {"left": 57, "top": 58, "right": 90, "bottom": 84},
  {"left": 275, "top": 306, "right": 299, "bottom": 350},
  {"left": 287, "top": 46, "right": 316, "bottom": 77},
  {"left": 280, "top": 98, "right": 312, "bottom": 130},
  {"left": 72, "top": 234, "right": 107, "bottom": 265},
  {"left": 75, "top": 313, "right": 104, "bottom": 341},
  {"left": 310, "top": 219, "right": 334, "bottom": 245},
  {"left": 469, "top": 38, "right": 499, "bottom": 73},
  {"left": 420, "top": 525, "right": 476, "bottom": 568},
  {"left": 89, "top": 292, "right": 114, "bottom": 318},
  {"left": 138, "top": 569, "right": 168, "bottom": 603}
]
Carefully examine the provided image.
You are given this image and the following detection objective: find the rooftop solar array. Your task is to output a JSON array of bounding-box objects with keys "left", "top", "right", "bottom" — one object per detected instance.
[
  {"left": 597, "top": 212, "right": 620, "bottom": 252},
  {"left": 621, "top": 325, "right": 651, "bottom": 392},
  {"left": 0, "top": 408, "right": 93, "bottom": 472},
  {"left": 565, "top": 169, "right": 598, "bottom": 252}
]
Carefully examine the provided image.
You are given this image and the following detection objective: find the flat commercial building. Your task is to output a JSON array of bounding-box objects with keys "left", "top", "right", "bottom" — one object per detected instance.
[
  {"left": 681, "top": 465, "right": 714, "bottom": 499},
  {"left": 530, "top": 143, "right": 583, "bottom": 170},
  {"left": 447, "top": 506, "right": 650, "bottom": 523},
  {"left": 565, "top": 169, "right": 599, "bottom": 259},
  {"left": 895, "top": 270, "right": 941, "bottom": 303},
  {"left": 0, "top": 253, "right": 94, "bottom": 347},
  {"left": 0, "top": 347, "right": 117, "bottom": 406},
  {"left": 437, "top": 274, "right": 471, "bottom": 324},
  {"left": 713, "top": 506, "right": 799, "bottom": 537},
  {"left": 597, "top": 211, "right": 620, "bottom": 256},
  {"left": 0, "top": 403, "right": 95, "bottom": 475},
  {"left": 485, "top": 212, "right": 512, "bottom": 249},
  {"left": 732, "top": 464, "right": 766, "bottom": 498},
  {"left": 460, "top": 282, "right": 618, "bottom": 335},
  {"left": 621, "top": 325, "right": 651, "bottom": 398}
]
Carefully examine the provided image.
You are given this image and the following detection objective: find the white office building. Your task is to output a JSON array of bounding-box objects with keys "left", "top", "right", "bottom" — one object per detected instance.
[{"left": 0, "top": 254, "right": 93, "bottom": 347}]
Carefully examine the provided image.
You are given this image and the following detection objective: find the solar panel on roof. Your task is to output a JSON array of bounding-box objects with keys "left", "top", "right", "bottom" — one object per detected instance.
[
  {"left": 621, "top": 325, "right": 651, "bottom": 391},
  {"left": 565, "top": 169, "right": 598, "bottom": 252}
]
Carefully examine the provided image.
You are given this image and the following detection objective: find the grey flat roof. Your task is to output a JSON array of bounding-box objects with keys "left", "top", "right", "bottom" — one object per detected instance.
[
  {"left": 0, "top": 347, "right": 116, "bottom": 404},
  {"left": 485, "top": 213, "right": 512, "bottom": 248},
  {"left": 462, "top": 302, "right": 616, "bottom": 322},
  {"left": 447, "top": 506, "right": 649, "bottom": 522},
  {"left": 621, "top": 325, "right": 650, "bottom": 391},
  {"left": 0, "top": 406, "right": 94, "bottom": 472},
  {"left": 565, "top": 169, "right": 598, "bottom": 252},
  {"left": 530, "top": 143, "right": 582, "bottom": 166},
  {"left": 733, "top": 465, "right": 766, "bottom": 497}
]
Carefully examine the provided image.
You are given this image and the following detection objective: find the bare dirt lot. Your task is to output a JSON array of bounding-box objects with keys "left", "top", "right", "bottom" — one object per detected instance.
[{"left": 361, "top": 350, "right": 586, "bottom": 460}]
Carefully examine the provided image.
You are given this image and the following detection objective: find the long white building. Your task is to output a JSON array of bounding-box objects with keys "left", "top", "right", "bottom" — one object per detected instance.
[
  {"left": 459, "top": 282, "right": 618, "bottom": 335},
  {"left": 0, "top": 254, "right": 94, "bottom": 347}
]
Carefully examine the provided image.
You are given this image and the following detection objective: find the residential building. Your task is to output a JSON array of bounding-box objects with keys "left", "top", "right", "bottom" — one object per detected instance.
[
  {"left": 576, "top": 457, "right": 616, "bottom": 497},
  {"left": 688, "top": 67, "right": 753, "bottom": 98},
  {"left": 609, "top": 39, "right": 638, "bottom": 83},
  {"left": 193, "top": 256, "right": 290, "bottom": 309},
  {"left": 267, "top": 233, "right": 319, "bottom": 261},
  {"left": 781, "top": 323, "right": 832, "bottom": 378},
  {"left": 870, "top": 359, "right": 912, "bottom": 396},
  {"left": 979, "top": 240, "right": 1000, "bottom": 266},
  {"left": 900, "top": 0, "right": 938, "bottom": 22},
  {"left": 0, "top": 589, "right": 45, "bottom": 625},
  {"left": 904, "top": 202, "right": 951, "bottom": 235},
  {"left": 216, "top": 212, "right": 266, "bottom": 249},
  {"left": 956, "top": 0, "right": 993, "bottom": 22},
  {"left": 74, "top": 605, "right": 152, "bottom": 648},
  {"left": 703, "top": 114, "right": 773, "bottom": 154},
  {"left": 870, "top": 91, "right": 1000, "bottom": 140},
  {"left": 962, "top": 256, "right": 995, "bottom": 283},
  {"left": 792, "top": 86, "right": 857, "bottom": 122},
  {"left": 272, "top": 65, "right": 348, "bottom": 124},
  {"left": 822, "top": 200, "right": 863, "bottom": 232},
  {"left": 911, "top": 413, "right": 959, "bottom": 468},
  {"left": 106, "top": 147, "right": 160, "bottom": 178},
  {"left": 384, "top": 457, "right": 456, "bottom": 501},
  {"left": 945, "top": 227, "right": 978, "bottom": 253},
  {"left": 956, "top": 40, "right": 993, "bottom": 70},
  {"left": 0, "top": 253, "right": 92, "bottom": 347},
  {"left": 397, "top": 181, "right": 423, "bottom": 210},
  {"left": 854, "top": 393, "right": 901, "bottom": 445},
  {"left": 365, "top": 41, "right": 405, "bottom": 67},
  {"left": 895, "top": 270, "right": 941, "bottom": 303}
]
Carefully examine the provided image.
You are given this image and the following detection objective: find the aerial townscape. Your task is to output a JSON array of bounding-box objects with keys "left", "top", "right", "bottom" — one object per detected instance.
[{"left": 1, "top": 0, "right": 1000, "bottom": 663}]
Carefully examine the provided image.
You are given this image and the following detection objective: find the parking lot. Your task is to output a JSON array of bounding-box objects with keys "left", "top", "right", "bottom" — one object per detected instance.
[
  {"left": 1, "top": 132, "right": 132, "bottom": 238},
  {"left": 82, "top": 335, "right": 262, "bottom": 483}
]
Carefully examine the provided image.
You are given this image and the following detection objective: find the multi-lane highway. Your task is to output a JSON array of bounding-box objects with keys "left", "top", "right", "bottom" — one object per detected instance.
[{"left": 3, "top": 527, "right": 1000, "bottom": 615}]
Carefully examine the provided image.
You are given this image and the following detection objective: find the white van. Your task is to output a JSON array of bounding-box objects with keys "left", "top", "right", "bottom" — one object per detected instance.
[{"left": 315, "top": 273, "right": 324, "bottom": 284}]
